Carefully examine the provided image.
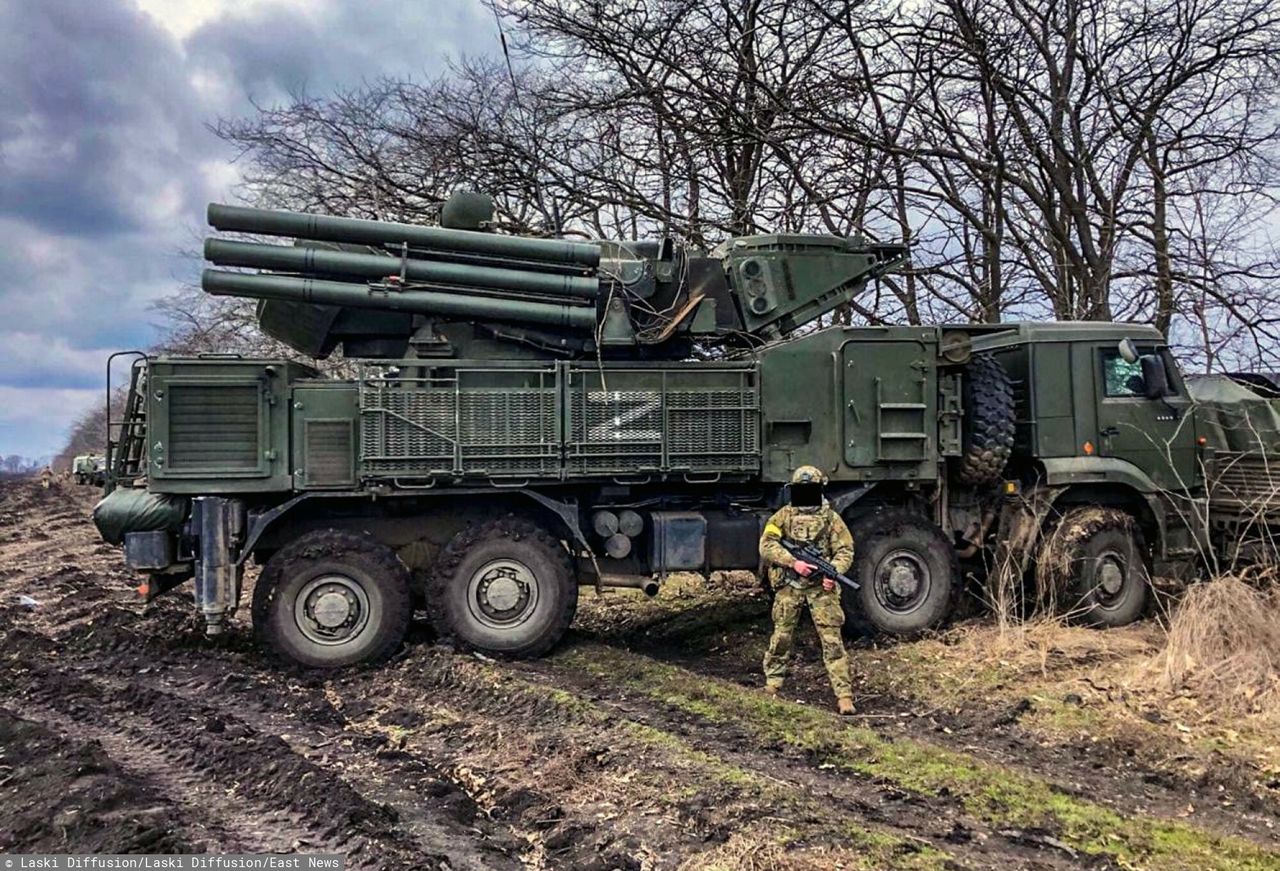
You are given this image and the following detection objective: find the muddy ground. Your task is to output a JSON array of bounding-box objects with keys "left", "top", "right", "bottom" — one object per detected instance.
[{"left": 0, "top": 479, "right": 1277, "bottom": 869}]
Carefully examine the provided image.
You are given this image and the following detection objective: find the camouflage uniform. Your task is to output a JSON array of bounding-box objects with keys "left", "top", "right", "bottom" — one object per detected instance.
[{"left": 759, "top": 468, "right": 855, "bottom": 702}]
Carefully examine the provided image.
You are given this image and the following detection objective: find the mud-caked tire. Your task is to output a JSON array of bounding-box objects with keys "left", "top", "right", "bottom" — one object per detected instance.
[
  {"left": 843, "top": 509, "right": 959, "bottom": 637},
  {"left": 252, "top": 529, "right": 411, "bottom": 669},
  {"left": 956, "top": 354, "right": 1016, "bottom": 485},
  {"left": 428, "top": 517, "right": 577, "bottom": 658},
  {"left": 1035, "top": 507, "right": 1149, "bottom": 627}
]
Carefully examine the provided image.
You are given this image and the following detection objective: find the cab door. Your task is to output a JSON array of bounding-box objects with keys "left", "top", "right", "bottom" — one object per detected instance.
[{"left": 1093, "top": 345, "right": 1197, "bottom": 491}]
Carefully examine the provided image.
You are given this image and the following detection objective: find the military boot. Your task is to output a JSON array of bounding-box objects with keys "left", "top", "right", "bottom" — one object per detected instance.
[
  {"left": 836, "top": 696, "right": 855, "bottom": 716},
  {"left": 763, "top": 683, "right": 781, "bottom": 697}
]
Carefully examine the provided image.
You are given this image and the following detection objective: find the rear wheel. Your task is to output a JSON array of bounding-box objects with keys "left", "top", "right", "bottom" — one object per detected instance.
[
  {"left": 844, "top": 509, "right": 958, "bottom": 636},
  {"left": 1035, "top": 507, "right": 1149, "bottom": 627},
  {"left": 252, "top": 529, "right": 411, "bottom": 668},
  {"left": 429, "top": 517, "right": 577, "bottom": 657}
]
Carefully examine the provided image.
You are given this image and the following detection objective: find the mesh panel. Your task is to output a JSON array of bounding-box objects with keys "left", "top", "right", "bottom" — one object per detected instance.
[
  {"left": 358, "top": 364, "right": 760, "bottom": 480},
  {"left": 304, "top": 419, "right": 354, "bottom": 486},
  {"left": 567, "top": 380, "right": 759, "bottom": 476},
  {"left": 361, "top": 384, "right": 557, "bottom": 477}
]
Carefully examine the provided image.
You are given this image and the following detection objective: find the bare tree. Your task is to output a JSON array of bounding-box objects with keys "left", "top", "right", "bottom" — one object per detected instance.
[{"left": 162, "top": 0, "right": 1280, "bottom": 371}]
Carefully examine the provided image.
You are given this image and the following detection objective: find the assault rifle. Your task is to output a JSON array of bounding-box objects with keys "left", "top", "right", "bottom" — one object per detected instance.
[{"left": 778, "top": 538, "right": 861, "bottom": 592}]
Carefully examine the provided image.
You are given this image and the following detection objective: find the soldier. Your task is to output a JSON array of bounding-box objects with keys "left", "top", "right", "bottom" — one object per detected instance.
[
  {"left": 39, "top": 465, "right": 53, "bottom": 489},
  {"left": 759, "top": 465, "right": 856, "bottom": 715}
]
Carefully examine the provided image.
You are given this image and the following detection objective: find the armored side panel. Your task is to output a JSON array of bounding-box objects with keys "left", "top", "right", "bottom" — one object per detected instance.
[
  {"left": 291, "top": 383, "right": 360, "bottom": 489},
  {"left": 1190, "top": 375, "right": 1280, "bottom": 520},
  {"left": 359, "top": 362, "right": 562, "bottom": 480},
  {"left": 146, "top": 359, "right": 315, "bottom": 495},
  {"left": 756, "top": 327, "right": 941, "bottom": 483}
]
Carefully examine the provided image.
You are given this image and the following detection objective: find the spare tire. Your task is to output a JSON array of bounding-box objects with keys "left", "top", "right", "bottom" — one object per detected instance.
[{"left": 956, "top": 354, "right": 1015, "bottom": 485}]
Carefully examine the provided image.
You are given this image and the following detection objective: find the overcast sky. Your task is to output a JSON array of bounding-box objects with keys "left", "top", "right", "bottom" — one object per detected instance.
[{"left": 0, "top": 0, "right": 494, "bottom": 460}]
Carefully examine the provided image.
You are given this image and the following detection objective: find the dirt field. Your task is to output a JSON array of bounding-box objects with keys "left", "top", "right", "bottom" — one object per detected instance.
[{"left": 0, "top": 479, "right": 1277, "bottom": 869}]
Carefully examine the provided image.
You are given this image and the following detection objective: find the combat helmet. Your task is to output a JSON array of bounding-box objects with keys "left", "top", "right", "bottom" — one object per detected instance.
[
  {"left": 789, "top": 464, "right": 828, "bottom": 510},
  {"left": 790, "top": 465, "right": 828, "bottom": 486}
]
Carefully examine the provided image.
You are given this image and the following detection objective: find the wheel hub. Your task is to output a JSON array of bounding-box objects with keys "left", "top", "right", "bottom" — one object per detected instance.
[
  {"left": 875, "top": 549, "right": 931, "bottom": 613},
  {"left": 484, "top": 575, "right": 524, "bottom": 612},
  {"left": 295, "top": 575, "right": 370, "bottom": 645},
  {"left": 1097, "top": 554, "right": 1126, "bottom": 598},
  {"left": 312, "top": 590, "right": 355, "bottom": 628},
  {"left": 887, "top": 563, "right": 920, "bottom": 599},
  {"left": 469, "top": 559, "right": 539, "bottom": 628}
]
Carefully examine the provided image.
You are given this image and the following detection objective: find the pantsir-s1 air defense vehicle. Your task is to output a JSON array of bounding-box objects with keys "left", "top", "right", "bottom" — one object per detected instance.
[{"left": 94, "top": 193, "right": 1280, "bottom": 666}]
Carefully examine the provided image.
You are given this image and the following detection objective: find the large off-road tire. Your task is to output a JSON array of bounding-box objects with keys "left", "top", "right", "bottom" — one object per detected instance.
[
  {"left": 252, "top": 529, "right": 412, "bottom": 668},
  {"left": 428, "top": 517, "right": 577, "bottom": 658},
  {"left": 1034, "top": 507, "right": 1149, "bottom": 627},
  {"left": 956, "top": 354, "right": 1016, "bottom": 485},
  {"left": 843, "top": 509, "right": 959, "bottom": 636}
]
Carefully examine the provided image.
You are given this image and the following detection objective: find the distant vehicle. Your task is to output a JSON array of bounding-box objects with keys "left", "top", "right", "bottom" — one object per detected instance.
[
  {"left": 72, "top": 454, "right": 106, "bottom": 486},
  {"left": 92, "top": 194, "right": 1280, "bottom": 669}
]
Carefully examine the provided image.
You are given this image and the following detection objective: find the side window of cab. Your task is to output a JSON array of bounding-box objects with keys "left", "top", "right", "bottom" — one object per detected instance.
[{"left": 1101, "top": 351, "right": 1146, "bottom": 397}]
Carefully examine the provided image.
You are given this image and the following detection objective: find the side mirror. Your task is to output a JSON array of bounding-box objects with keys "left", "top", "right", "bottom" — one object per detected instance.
[
  {"left": 1140, "top": 354, "right": 1170, "bottom": 399},
  {"left": 1118, "top": 338, "right": 1139, "bottom": 364}
]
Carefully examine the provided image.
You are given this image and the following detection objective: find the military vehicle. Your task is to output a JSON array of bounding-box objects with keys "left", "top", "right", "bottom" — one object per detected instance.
[
  {"left": 92, "top": 193, "right": 1278, "bottom": 667},
  {"left": 73, "top": 454, "right": 106, "bottom": 486}
]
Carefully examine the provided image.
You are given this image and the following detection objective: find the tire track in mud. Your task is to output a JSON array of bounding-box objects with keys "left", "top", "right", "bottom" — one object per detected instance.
[
  {"left": 0, "top": 708, "right": 199, "bottom": 855},
  {"left": 0, "top": 486, "right": 525, "bottom": 869},
  {"left": 1, "top": 704, "right": 284, "bottom": 855},
  {"left": 0, "top": 647, "right": 457, "bottom": 869}
]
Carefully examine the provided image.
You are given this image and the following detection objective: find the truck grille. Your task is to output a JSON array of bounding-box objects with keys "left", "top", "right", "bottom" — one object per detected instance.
[
  {"left": 167, "top": 384, "right": 260, "bottom": 470},
  {"left": 1208, "top": 451, "right": 1280, "bottom": 515}
]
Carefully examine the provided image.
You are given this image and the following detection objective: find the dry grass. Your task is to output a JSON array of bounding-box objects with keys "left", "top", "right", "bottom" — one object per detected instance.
[
  {"left": 942, "top": 616, "right": 1156, "bottom": 675},
  {"left": 1140, "top": 571, "right": 1280, "bottom": 715}
]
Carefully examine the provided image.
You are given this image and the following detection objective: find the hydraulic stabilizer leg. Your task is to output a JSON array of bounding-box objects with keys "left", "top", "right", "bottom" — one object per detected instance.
[{"left": 192, "top": 496, "right": 245, "bottom": 636}]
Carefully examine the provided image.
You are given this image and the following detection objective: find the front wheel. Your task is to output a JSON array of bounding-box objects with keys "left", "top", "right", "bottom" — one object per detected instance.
[
  {"left": 843, "top": 509, "right": 958, "bottom": 636},
  {"left": 1035, "top": 507, "right": 1149, "bottom": 627},
  {"left": 428, "top": 517, "right": 577, "bottom": 658},
  {"left": 252, "top": 529, "right": 411, "bottom": 668}
]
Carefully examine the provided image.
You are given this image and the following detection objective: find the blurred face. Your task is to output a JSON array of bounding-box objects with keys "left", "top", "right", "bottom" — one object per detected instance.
[{"left": 790, "top": 482, "right": 823, "bottom": 508}]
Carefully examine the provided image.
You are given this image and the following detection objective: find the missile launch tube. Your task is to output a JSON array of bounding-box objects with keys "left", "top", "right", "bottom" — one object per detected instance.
[
  {"left": 204, "top": 238, "right": 600, "bottom": 300},
  {"left": 208, "top": 203, "right": 601, "bottom": 269},
  {"left": 202, "top": 270, "right": 597, "bottom": 332}
]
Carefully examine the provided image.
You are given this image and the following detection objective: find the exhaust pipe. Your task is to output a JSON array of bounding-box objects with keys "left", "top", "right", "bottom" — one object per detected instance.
[{"left": 597, "top": 575, "right": 660, "bottom": 597}]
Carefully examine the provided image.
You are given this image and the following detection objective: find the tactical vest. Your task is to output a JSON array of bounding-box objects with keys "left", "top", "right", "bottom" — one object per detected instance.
[{"left": 779, "top": 507, "right": 832, "bottom": 588}]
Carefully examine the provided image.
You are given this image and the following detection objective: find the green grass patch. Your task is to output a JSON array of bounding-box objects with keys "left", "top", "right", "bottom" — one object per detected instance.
[{"left": 556, "top": 644, "right": 1280, "bottom": 871}]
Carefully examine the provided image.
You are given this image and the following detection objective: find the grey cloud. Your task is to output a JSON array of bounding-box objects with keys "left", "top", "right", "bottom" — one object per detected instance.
[
  {"left": 0, "top": 0, "right": 494, "bottom": 457},
  {"left": 0, "top": 0, "right": 212, "bottom": 237},
  {"left": 185, "top": 0, "right": 494, "bottom": 105}
]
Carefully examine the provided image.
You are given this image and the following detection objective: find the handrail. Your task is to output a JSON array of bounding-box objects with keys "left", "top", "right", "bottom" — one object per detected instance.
[{"left": 104, "top": 351, "right": 147, "bottom": 494}]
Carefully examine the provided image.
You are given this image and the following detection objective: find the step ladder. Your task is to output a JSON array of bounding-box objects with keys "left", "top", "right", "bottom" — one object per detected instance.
[{"left": 106, "top": 353, "right": 148, "bottom": 493}]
